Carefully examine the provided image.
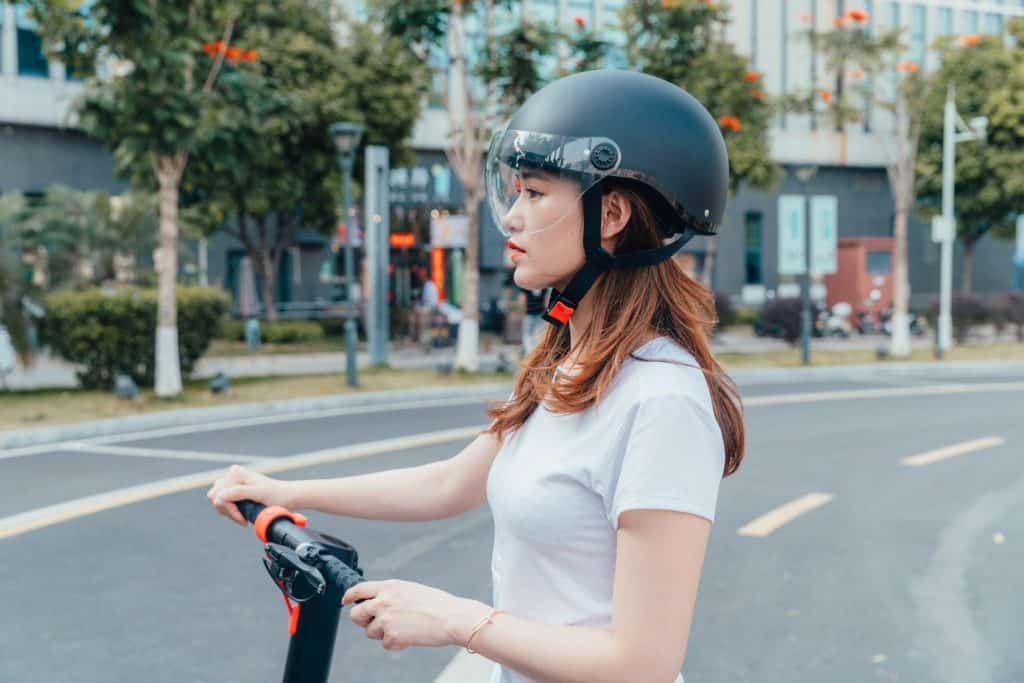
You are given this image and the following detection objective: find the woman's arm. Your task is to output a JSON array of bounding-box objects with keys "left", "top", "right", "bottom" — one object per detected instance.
[
  {"left": 282, "top": 430, "right": 503, "bottom": 522},
  {"left": 451, "top": 508, "right": 711, "bottom": 683}
]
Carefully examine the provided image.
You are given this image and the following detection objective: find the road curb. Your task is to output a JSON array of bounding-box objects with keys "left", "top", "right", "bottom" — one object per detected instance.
[
  {"left": 0, "top": 382, "right": 514, "bottom": 450},
  {"left": 4, "top": 359, "right": 1023, "bottom": 450}
]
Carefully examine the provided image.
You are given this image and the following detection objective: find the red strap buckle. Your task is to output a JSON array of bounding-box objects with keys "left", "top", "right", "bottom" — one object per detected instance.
[{"left": 547, "top": 301, "right": 575, "bottom": 324}]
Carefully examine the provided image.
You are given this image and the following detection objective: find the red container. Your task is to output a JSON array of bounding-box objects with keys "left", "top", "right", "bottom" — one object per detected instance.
[{"left": 824, "top": 237, "right": 894, "bottom": 323}]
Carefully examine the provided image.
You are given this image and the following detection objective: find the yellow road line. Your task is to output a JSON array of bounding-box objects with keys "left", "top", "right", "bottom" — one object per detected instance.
[
  {"left": 737, "top": 493, "right": 834, "bottom": 537},
  {"left": 0, "top": 425, "right": 484, "bottom": 541},
  {"left": 900, "top": 436, "right": 1007, "bottom": 467}
]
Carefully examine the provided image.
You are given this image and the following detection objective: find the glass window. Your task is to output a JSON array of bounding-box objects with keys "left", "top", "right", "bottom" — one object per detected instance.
[
  {"left": 983, "top": 13, "right": 1003, "bottom": 34},
  {"left": 16, "top": 5, "right": 49, "bottom": 78},
  {"left": 909, "top": 4, "right": 926, "bottom": 66},
  {"left": 961, "top": 10, "right": 979, "bottom": 34},
  {"left": 744, "top": 212, "right": 763, "bottom": 285},
  {"left": 866, "top": 250, "right": 892, "bottom": 274},
  {"left": 936, "top": 8, "right": 953, "bottom": 36},
  {"left": 888, "top": 2, "right": 901, "bottom": 27}
]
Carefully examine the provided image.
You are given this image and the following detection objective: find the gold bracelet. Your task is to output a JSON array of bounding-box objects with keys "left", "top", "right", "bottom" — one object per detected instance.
[{"left": 465, "top": 608, "right": 506, "bottom": 654}]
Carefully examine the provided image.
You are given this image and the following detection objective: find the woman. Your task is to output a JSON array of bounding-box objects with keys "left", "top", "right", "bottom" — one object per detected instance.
[{"left": 208, "top": 70, "right": 744, "bottom": 683}]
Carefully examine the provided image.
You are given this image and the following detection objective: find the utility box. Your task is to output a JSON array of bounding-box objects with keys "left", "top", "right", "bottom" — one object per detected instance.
[{"left": 823, "top": 237, "right": 894, "bottom": 323}]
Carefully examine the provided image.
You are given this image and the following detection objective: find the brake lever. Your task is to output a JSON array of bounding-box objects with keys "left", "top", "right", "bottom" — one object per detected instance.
[{"left": 263, "top": 543, "right": 326, "bottom": 602}]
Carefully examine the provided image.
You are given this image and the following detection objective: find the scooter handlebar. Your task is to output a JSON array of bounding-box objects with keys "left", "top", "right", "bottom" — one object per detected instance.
[{"left": 236, "top": 499, "right": 266, "bottom": 525}]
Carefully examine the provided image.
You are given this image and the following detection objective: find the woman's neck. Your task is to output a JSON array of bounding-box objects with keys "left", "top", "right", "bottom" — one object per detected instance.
[{"left": 566, "top": 291, "right": 594, "bottom": 357}]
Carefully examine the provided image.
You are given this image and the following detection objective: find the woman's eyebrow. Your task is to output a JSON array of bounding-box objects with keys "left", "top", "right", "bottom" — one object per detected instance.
[{"left": 519, "top": 169, "right": 554, "bottom": 182}]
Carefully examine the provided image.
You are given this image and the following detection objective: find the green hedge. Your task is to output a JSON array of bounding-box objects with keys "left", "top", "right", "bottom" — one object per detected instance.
[
  {"left": 217, "top": 319, "right": 325, "bottom": 344},
  {"left": 43, "top": 286, "right": 230, "bottom": 389}
]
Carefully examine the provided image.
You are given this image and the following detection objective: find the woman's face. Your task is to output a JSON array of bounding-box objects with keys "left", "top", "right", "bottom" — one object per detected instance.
[{"left": 502, "top": 169, "right": 586, "bottom": 292}]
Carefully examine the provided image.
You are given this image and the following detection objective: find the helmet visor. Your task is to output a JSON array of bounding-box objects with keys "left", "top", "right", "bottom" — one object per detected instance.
[{"left": 485, "top": 126, "right": 622, "bottom": 238}]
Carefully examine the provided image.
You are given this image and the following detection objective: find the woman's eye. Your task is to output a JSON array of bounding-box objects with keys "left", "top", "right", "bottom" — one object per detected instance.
[{"left": 524, "top": 188, "right": 543, "bottom": 199}]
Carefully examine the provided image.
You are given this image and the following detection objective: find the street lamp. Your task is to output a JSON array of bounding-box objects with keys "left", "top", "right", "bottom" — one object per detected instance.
[
  {"left": 330, "top": 121, "right": 365, "bottom": 387},
  {"left": 937, "top": 85, "right": 987, "bottom": 353}
]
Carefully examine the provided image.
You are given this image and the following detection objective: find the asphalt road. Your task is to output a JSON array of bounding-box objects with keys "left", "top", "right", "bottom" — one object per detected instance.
[{"left": 2, "top": 371, "right": 1023, "bottom": 683}]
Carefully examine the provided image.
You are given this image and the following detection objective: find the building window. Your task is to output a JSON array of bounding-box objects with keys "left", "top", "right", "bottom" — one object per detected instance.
[
  {"left": 16, "top": 5, "right": 49, "bottom": 78},
  {"left": 961, "top": 10, "right": 979, "bottom": 34},
  {"left": 983, "top": 13, "right": 1004, "bottom": 35},
  {"left": 866, "top": 250, "right": 892, "bottom": 274},
  {"left": 936, "top": 8, "right": 953, "bottom": 36},
  {"left": 909, "top": 4, "right": 926, "bottom": 66},
  {"left": 744, "top": 211, "right": 763, "bottom": 285},
  {"left": 888, "top": 2, "right": 900, "bottom": 28}
]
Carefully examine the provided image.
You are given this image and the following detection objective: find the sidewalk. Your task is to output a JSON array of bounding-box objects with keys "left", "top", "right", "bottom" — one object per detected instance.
[{"left": 0, "top": 328, "right": 983, "bottom": 391}]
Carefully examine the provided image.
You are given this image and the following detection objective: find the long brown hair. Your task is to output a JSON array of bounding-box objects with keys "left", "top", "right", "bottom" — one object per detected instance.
[{"left": 483, "top": 178, "right": 745, "bottom": 477}]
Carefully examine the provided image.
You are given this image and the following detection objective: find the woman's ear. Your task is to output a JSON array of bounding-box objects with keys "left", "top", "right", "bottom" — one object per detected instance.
[{"left": 600, "top": 190, "right": 632, "bottom": 240}]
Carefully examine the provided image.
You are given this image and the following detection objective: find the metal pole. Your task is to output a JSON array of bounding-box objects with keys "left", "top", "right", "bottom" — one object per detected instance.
[
  {"left": 342, "top": 156, "right": 358, "bottom": 387},
  {"left": 801, "top": 195, "right": 812, "bottom": 366},
  {"left": 938, "top": 84, "right": 956, "bottom": 352},
  {"left": 363, "top": 146, "right": 390, "bottom": 367}
]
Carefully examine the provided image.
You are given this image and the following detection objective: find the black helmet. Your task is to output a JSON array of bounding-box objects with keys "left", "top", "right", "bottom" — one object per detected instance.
[{"left": 485, "top": 69, "right": 729, "bottom": 327}]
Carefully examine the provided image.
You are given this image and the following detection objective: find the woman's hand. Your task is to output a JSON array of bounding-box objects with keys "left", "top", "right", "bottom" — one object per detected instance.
[
  {"left": 207, "top": 464, "right": 290, "bottom": 526},
  {"left": 342, "top": 579, "right": 491, "bottom": 651}
]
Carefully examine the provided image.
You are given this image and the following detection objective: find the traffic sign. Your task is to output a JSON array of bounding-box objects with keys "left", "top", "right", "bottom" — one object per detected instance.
[
  {"left": 810, "top": 195, "right": 838, "bottom": 275},
  {"left": 778, "top": 195, "right": 807, "bottom": 275}
]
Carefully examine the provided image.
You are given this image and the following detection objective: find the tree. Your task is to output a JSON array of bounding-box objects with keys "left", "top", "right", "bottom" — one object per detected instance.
[
  {"left": 0, "top": 194, "right": 31, "bottom": 364},
  {"left": 181, "top": 3, "right": 426, "bottom": 321},
  {"left": 27, "top": 0, "right": 243, "bottom": 396},
  {"left": 915, "top": 22, "right": 1024, "bottom": 293},
  {"left": 620, "top": 0, "right": 781, "bottom": 287},
  {"left": 790, "top": 8, "right": 922, "bottom": 357}
]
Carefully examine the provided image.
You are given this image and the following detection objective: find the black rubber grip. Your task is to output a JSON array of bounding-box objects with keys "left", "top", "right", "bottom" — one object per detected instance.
[{"left": 236, "top": 499, "right": 265, "bottom": 524}]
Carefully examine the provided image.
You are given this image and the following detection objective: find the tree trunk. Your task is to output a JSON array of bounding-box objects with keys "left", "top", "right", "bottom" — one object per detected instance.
[
  {"left": 889, "top": 205, "right": 911, "bottom": 356},
  {"left": 154, "top": 155, "right": 184, "bottom": 397},
  {"left": 960, "top": 240, "right": 974, "bottom": 293},
  {"left": 454, "top": 192, "right": 481, "bottom": 371},
  {"left": 252, "top": 218, "right": 276, "bottom": 321}
]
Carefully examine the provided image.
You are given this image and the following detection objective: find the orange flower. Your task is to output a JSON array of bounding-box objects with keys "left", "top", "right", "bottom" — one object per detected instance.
[
  {"left": 202, "top": 40, "right": 226, "bottom": 57},
  {"left": 831, "top": 16, "right": 846, "bottom": 27},
  {"left": 820, "top": 90, "right": 833, "bottom": 102},
  {"left": 846, "top": 68, "right": 865, "bottom": 80},
  {"left": 573, "top": 16, "right": 585, "bottom": 27},
  {"left": 958, "top": 34, "right": 981, "bottom": 47},
  {"left": 896, "top": 61, "right": 919, "bottom": 73},
  {"left": 750, "top": 89, "right": 766, "bottom": 100},
  {"left": 660, "top": 0, "right": 682, "bottom": 7},
  {"left": 745, "top": 71, "right": 760, "bottom": 82},
  {"left": 243, "top": 49, "right": 259, "bottom": 62},
  {"left": 718, "top": 115, "right": 741, "bottom": 132},
  {"left": 846, "top": 9, "right": 869, "bottom": 22},
  {"left": 226, "top": 46, "right": 244, "bottom": 63}
]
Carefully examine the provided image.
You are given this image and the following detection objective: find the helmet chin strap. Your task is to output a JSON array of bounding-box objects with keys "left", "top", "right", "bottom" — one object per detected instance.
[{"left": 541, "top": 178, "right": 699, "bottom": 328}]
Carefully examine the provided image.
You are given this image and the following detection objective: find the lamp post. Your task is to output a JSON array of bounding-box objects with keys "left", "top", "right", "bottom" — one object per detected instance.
[
  {"left": 938, "top": 84, "right": 987, "bottom": 353},
  {"left": 330, "top": 121, "right": 365, "bottom": 387}
]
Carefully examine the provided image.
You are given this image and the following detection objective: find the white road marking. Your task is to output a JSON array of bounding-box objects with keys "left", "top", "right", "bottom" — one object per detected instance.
[
  {"left": 0, "top": 394, "right": 505, "bottom": 461},
  {"left": 900, "top": 436, "right": 1007, "bottom": 467},
  {"left": 65, "top": 442, "right": 266, "bottom": 464},
  {"left": 743, "top": 381, "right": 1024, "bottom": 408},
  {"left": 0, "top": 425, "right": 484, "bottom": 540},
  {"left": 434, "top": 649, "right": 496, "bottom": 683},
  {"left": 737, "top": 493, "right": 834, "bottom": 537}
]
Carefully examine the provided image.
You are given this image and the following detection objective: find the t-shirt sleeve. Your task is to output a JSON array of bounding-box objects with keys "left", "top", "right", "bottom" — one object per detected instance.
[{"left": 601, "top": 394, "right": 726, "bottom": 529}]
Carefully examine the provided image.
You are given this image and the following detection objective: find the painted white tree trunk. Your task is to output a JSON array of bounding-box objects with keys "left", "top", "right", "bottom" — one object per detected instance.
[{"left": 155, "top": 156, "right": 183, "bottom": 397}]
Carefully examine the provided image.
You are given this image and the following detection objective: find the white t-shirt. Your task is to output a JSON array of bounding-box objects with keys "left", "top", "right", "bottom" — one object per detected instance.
[{"left": 485, "top": 336, "right": 725, "bottom": 683}]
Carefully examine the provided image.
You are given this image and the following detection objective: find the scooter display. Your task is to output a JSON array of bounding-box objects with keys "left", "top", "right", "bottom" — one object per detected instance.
[{"left": 234, "top": 499, "right": 368, "bottom": 683}]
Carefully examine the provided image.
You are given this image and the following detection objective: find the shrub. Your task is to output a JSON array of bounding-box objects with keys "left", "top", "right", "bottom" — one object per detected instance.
[
  {"left": 755, "top": 297, "right": 823, "bottom": 344},
  {"left": 990, "top": 292, "right": 1024, "bottom": 341},
  {"left": 734, "top": 306, "right": 759, "bottom": 328},
  {"left": 42, "top": 286, "right": 229, "bottom": 389},
  {"left": 261, "top": 320, "right": 325, "bottom": 344},
  {"left": 926, "top": 293, "right": 990, "bottom": 343}
]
